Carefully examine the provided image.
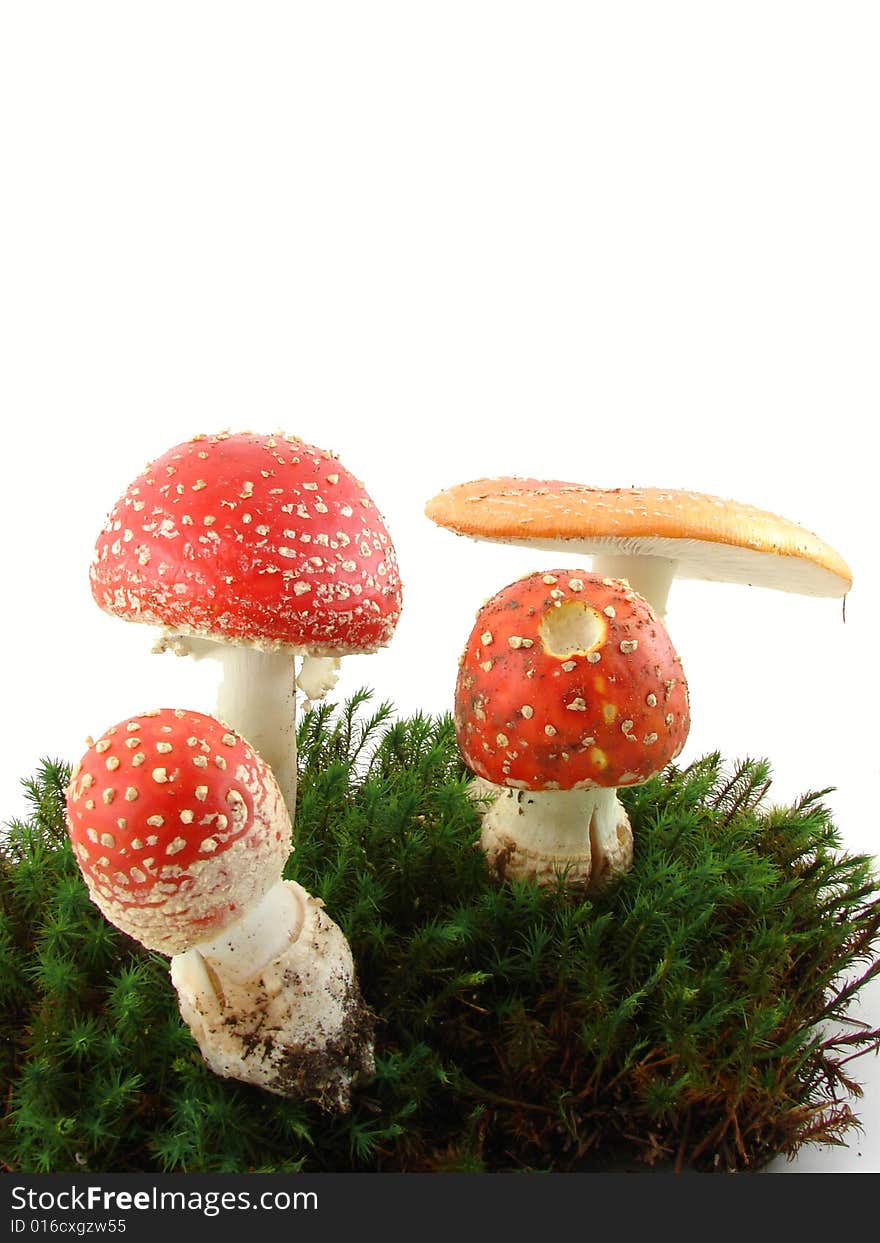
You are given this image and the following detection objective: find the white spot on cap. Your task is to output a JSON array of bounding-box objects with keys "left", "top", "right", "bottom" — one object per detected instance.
[{"left": 152, "top": 768, "right": 169, "bottom": 783}]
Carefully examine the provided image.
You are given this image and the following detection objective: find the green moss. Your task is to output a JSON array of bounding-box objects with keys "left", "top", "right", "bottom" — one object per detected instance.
[{"left": 2, "top": 690, "right": 879, "bottom": 1173}]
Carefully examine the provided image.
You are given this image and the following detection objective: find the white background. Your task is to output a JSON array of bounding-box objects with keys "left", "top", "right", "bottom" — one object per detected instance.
[{"left": 1, "top": 2, "right": 877, "bottom": 1172}]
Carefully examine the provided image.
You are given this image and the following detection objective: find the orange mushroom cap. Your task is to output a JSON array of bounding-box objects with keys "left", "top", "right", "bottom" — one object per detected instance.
[{"left": 427, "top": 478, "right": 852, "bottom": 598}]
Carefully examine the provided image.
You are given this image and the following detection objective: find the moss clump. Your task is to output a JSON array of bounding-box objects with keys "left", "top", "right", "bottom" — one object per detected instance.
[{"left": 2, "top": 690, "right": 879, "bottom": 1173}]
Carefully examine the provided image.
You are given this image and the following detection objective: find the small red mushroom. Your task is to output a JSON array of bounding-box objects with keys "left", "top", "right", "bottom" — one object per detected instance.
[
  {"left": 90, "top": 431, "right": 403, "bottom": 815},
  {"left": 66, "top": 707, "right": 289, "bottom": 954},
  {"left": 455, "top": 570, "right": 690, "bottom": 888},
  {"left": 66, "top": 708, "right": 374, "bottom": 1107}
]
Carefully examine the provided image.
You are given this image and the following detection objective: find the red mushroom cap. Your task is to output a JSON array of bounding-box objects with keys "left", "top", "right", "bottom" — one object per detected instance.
[
  {"left": 65, "top": 708, "right": 291, "bottom": 955},
  {"left": 455, "top": 570, "right": 690, "bottom": 792},
  {"left": 90, "top": 431, "right": 403, "bottom": 655}
]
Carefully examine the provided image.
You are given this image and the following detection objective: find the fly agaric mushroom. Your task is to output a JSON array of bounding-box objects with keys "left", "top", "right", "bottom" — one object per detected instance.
[
  {"left": 65, "top": 707, "right": 374, "bottom": 1108},
  {"left": 455, "top": 570, "right": 690, "bottom": 888},
  {"left": 90, "top": 431, "right": 403, "bottom": 816},
  {"left": 426, "top": 479, "right": 852, "bottom": 618}
]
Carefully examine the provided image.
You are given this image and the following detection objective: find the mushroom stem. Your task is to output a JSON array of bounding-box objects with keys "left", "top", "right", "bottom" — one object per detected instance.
[
  {"left": 589, "top": 554, "right": 677, "bottom": 618},
  {"left": 156, "top": 635, "right": 299, "bottom": 817},
  {"left": 479, "top": 784, "right": 632, "bottom": 889},
  {"left": 212, "top": 644, "right": 300, "bottom": 816},
  {"left": 170, "top": 879, "right": 375, "bottom": 1109},
  {"left": 189, "top": 877, "right": 306, "bottom": 980},
  {"left": 586, "top": 786, "right": 635, "bottom": 889},
  {"left": 156, "top": 641, "right": 344, "bottom": 817}
]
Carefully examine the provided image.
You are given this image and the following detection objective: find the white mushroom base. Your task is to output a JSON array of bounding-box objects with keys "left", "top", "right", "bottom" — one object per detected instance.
[
  {"left": 477, "top": 784, "right": 633, "bottom": 890},
  {"left": 170, "top": 880, "right": 374, "bottom": 1110}
]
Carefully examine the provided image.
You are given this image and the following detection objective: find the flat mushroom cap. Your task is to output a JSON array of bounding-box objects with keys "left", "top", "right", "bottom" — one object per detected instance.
[
  {"left": 455, "top": 570, "right": 690, "bottom": 792},
  {"left": 426, "top": 478, "right": 852, "bottom": 598},
  {"left": 92, "top": 431, "right": 403, "bottom": 655},
  {"left": 65, "top": 708, "right": 291, "bottom": 956}
]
